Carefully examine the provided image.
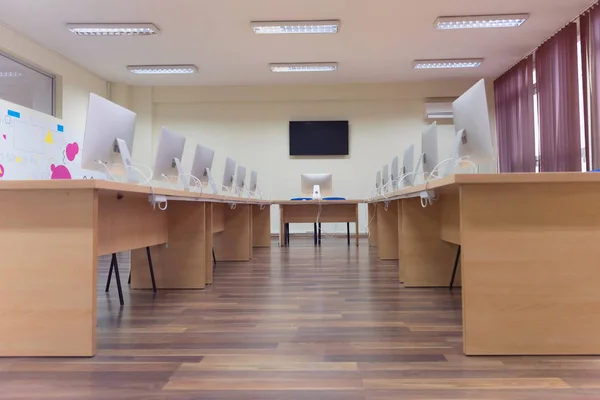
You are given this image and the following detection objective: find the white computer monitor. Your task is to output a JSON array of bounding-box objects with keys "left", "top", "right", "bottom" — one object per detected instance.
[
  {"left": 452, "top": 79, "right": 497, "bottom": 173},
  {"left": 301, "top": 173, "right": 332, "bottom": 199},
  {"left": 382, "top": 165, "right": 390, "bottom": 191},
  {"left": 234, "top": 165, "right": 247, "bottom": 195},
  {"left": 421, "top": 122, "right": 439, "bottom": 180},
  {"left": 403, "top": 145, "right": 415, "bottom": 186},
  {"left": 190, "top": 144, "right": 216, "bottom": 191},
  {"left": 153, "top": 127, "right": 186, "bottom": 188},
  {"left": 81, "top": 93, "right": 137, "bottom": 182},
  {"left": 222, "top": 157, "right": 236, "bottom": 192},
  {"left": 249, "top": 170, "right": 258, "bottom": 193},
  {"left": 390, "top": 156, "right": 399, "bottom": 191}
]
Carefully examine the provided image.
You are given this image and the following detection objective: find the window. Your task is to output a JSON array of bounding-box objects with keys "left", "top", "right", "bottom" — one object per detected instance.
[
  {"left": 0, "top": 52, "right": 55, "bottom": 116},
  {"left": 532, "top": 38, "right": 588, "bottom": 172}
]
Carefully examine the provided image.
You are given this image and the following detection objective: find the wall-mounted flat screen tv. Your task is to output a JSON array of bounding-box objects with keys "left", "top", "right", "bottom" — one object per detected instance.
[{"left": 289, "top": 121, "right": 349, "bottom": 156}]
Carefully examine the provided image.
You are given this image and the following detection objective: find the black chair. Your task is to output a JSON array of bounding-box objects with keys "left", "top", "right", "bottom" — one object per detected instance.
[{"left": 106, "top": 247, "right": 157, "bottom": 306}]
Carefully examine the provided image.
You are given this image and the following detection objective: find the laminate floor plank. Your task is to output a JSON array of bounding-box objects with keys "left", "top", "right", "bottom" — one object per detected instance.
[{"left": 0, "top": 239, "right": 598, "bottom": 399}]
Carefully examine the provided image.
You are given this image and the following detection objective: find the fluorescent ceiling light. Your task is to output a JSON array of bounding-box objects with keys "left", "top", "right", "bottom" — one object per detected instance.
[
  {"left": 0, "top": 72, "right": 22, "bottom": 77},
  {"left": 251, "top": 20, "right": 340, "bottom": 34},
  {"left": 270, "top": 63, "right": 338, "bottom": 72},
  {"left": 66, "top": 23, "right": 159, "bottom": 36},
  {"left": 413, "top": 59, "right": 483, "bottom": 69},
  {"left": 435, "top": 14, "right": 529, "bottom": 30},
  {"left": 127, "top": 65, "right": 199, "bottom": 75}
]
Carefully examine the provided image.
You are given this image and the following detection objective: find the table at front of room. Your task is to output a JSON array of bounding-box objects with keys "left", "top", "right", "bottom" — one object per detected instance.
[
  {"left": 0, "top": 180, "right": 271, "bottom": 357},
  {"left": 369, "top": 173, "right": 600, "bottom": 356},
  {"left": 275, "top": 200, "right": 361, "bottom": 247}
]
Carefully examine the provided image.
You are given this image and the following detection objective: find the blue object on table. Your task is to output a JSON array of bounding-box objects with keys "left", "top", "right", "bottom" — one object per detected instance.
[
  {"left": 323, "top": 197, "right": 346, "bottom": 200},
  {"left": 290, "top": 197, "right": 312, "bottom": 201},
  {"left": 591, "top": 169, "right": 600, "bottom": 172}
]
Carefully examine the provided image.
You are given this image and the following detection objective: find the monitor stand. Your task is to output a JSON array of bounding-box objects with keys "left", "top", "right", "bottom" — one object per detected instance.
[
  {"left": 115, "top": 138, "right": 138, "bottom": 183},
  {"left": 312, "top": 184, "right": 321, "bottom": 200},
  {"left": 205, "top": 168, "right": 218, "bottom": 194},
  {"left": 173, "top": 157, "right": 189, "bottom": 190},
  {"left": 412, "top": 152, "right": 425, "bottom": 185}
]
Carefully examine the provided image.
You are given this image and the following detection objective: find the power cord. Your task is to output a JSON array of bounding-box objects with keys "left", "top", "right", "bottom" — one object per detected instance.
[{"left": 126, "top": 163, "right": 168, "bottom": 211}]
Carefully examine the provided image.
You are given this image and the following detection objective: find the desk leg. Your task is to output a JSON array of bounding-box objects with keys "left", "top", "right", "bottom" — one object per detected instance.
[
  {"left": 318, "top": 223, "right": 322, "bottom": 245},
  {"left": 205, "top": 204, "right": 214, "bottom": 285},
  {"left": 214, "top": 204, "right": 252, "bottom": 261},
  {"left": 347, "top": 222, "right": 350, "bottom": 246},
  {"left": 376, "top": 201, "right": 399, "bottom": 260},
  {"left": 355, "top": 204, "right": 359, "bottom": 247},
  {"left": 279, "top": 206, "right": 285, "bottom": 247},
  {"left": 0, "top": 189, "right": 97, "bottom": 356},
  {"left": 132, "top": 201, "right": 207, "bottom": 289},
  {"left": 401, "top": 197, "right": 457, "bottom": 287},
  {"left": 252, "top": 205, "right": 271, "bottom": 248},
  {"left": 368, "top": 203, "right": 378, "bottom": 247},
  {"left": 460, "top": 183, "right": 600, "bottom": 355}
]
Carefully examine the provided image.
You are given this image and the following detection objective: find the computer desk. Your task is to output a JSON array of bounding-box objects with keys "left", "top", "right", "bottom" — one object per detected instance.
[
  {"left": 0, "top": 180, "right": 270, "bottom": 357},
  {"left": 275, "top": 200, "right": 362, "bottom": 247},
  {"left": 369, "top": 173, "right": 600, "bottom": 356}
]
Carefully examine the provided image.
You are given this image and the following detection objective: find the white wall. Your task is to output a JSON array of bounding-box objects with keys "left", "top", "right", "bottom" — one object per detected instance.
[
  {"left": 0, "top": 21, "right": 107, "bottom": 132},
  {"left": 125, "top": 80, "right": 485, "bottom": 234}
]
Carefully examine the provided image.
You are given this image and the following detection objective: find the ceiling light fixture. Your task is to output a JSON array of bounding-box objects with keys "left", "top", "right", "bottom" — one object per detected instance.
[
  {"left": 127, "top": 65, "right": 199, "bottom": 75},
  {"left": 251, "top": 20, "right": 340, "bottom": 34},
  {"left": 270, "top": 63, "right": 338, "bottom": 72},
  {"left": 413, "top": 59, "right": 484, "bottom": 69},
  {"left": 0, "top": 72, "right": 23, "bottom": 77},
  {"left": 435, "top": 14, "right": 529, "bottom": 30},
  {"left": 66, "top": 23, "right": 159, "bottom": 36}
]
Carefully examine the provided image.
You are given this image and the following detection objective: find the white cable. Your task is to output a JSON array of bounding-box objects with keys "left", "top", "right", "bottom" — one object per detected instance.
[
  {"left": 126, "top": 164, "right": 167, "bottom": 211},
  {"left": 96, "top": 161, "right": 122, "bottom": 182},
  {"left": 161, "top": 174, "right": 177, "bottom": 190}
]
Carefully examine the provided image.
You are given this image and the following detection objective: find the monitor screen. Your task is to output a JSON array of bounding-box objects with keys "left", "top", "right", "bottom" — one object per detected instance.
[{"left": 289, "top": 121, "right": 349, "bottom": 156}]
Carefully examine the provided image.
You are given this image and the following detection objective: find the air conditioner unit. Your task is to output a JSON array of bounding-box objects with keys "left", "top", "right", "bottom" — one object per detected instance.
[{"left": 425, "top": 98, "right": 455, "bottom": 120}]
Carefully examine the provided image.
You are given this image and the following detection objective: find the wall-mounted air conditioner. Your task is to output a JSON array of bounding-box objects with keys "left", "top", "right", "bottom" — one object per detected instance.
[{"left": 425, "top": 98, "right": 456, "bottom": 120}]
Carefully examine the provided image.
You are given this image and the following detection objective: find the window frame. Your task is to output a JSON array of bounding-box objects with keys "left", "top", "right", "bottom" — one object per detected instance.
[{"left": 0, "top": 51, "right": 56, "bottom": 117}]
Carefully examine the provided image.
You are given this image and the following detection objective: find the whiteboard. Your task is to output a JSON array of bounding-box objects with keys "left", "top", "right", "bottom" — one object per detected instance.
[{"left": 0, "top": 98, "right": 103, "bottom": 180}]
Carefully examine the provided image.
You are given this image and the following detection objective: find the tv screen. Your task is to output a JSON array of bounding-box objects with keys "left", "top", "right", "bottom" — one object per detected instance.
[{"left": 289, "top": 121, "right": 349, "bottom": 156}]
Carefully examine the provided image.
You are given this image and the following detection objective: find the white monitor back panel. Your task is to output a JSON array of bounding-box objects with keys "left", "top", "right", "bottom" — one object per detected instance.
[{"left": 0, "top": 98, "right": 103, "bottom": 180}]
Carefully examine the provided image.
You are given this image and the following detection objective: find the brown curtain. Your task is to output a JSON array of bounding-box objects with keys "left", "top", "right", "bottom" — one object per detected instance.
[
  {"left": 494, "top": 56, "right": 536, "bottom": 172},
  {"left": 536, "top": 22, "right": 582, "bottom": 172},
  {"left": 581, "top": 12, "right": 592, "bottom": 170},
  {"left": 586, "top": 5, "right": 600, "bottom": 170}
]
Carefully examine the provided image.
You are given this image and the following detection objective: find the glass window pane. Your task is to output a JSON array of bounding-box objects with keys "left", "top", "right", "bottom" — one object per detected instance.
[{"left": 0, "top": 53, "right": 54, "bottom": 116}]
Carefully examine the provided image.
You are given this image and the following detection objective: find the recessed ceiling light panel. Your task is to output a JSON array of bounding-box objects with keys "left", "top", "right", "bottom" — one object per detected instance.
[
  {"left": 435, "top": 14, "right": 529, "bottom": 30},
  {"left": 270, "top": 63, "right": 338, "bottom": 72},
  {"left": 0, "top": 72, "right": 23, "bottom": 77},
  {"left": 66, "top": 23, "right": 159, "bottom": 36},
  {"left": 127, "top": 65, "right": 199, "bottom": 75},
  {"left": 413, "top": 59, "right": 484, "bottom": 69},
  {"left": 251, "top": 20, "right": 340, "bottom": 34}
]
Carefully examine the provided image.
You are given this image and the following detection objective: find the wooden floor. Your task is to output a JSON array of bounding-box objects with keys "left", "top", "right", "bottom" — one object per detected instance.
[{"left": 1, "top": 238, "right": 600, "bottom": 399}]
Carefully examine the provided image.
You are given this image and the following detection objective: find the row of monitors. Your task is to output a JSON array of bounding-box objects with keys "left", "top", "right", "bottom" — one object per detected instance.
[
  {"left": 78, "top": 93, "right": 258, "bottom": 194},
  {"left": 156, "top": 127, "right": 258, "bottom": 194},
  {"left": 376, "top": 79, "right": 496, "bottom": 192}
]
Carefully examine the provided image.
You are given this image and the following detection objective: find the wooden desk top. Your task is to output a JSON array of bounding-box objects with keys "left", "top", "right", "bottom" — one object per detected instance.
[
  {"left": 273, "top": 199, "right": 364, "bottom": 205},
  {"left": 369, "top": 173, "right": 600, "bottom": 203},
  {"left": 0, "top": 180, "right": 271, "bottom": 205}
]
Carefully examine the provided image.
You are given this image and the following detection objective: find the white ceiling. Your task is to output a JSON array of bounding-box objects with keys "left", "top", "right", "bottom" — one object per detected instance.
[{"left": 0, "top": 0, "right": 594, "bottom": 86}]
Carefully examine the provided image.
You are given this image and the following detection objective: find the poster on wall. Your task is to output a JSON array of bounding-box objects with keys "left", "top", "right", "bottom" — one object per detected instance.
[{"left": 0, "top": 98, "right": 104, "bottom": 180}]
